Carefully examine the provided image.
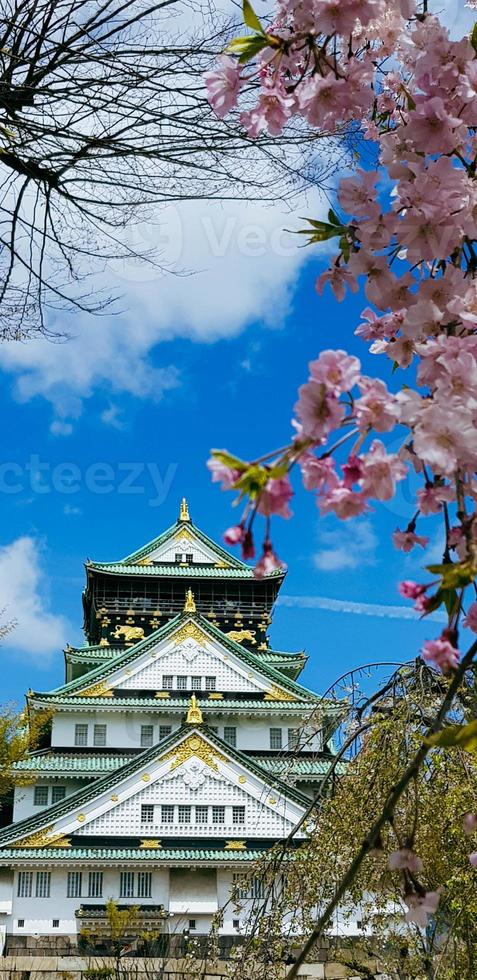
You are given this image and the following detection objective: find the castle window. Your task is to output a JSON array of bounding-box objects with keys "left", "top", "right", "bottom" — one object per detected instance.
[
  {"left": 36, "top": 872, "right": 51, "bottom": 898},
  {"left": 88, "top": 872, "right": 103, "bottom": 898},
  {"left": 205, "top": 676, "right": 216, "bottom": 691},
  {"left": 177, "top": 676, "right": 187, "bottom": 691},
  {"left": 191, "top": 676, "right": 201, "bottom": 691},
  {"left": 75, "top": 723, "right": 88, "bottom": 747},
  {"left": 17, "top": 920, "right": 24, "bottom": 928},
  {"left": 269, "top": 728, "right": 282, "bottom": 750},
  {"left": 174, "top": 553, "right": 183, "bottom": 563},
  {"left": 17, "top": 872, "right": 33, "bottom": 898},
  {"left": 67, "top": 872, "right": 82, "bottom": 898},
  {"left": 141, "top": 804, "right": 154, "bottom": 823},
  {"left": 212, "top": 806, "right": 225, "bottom": 824},
  {"left": 195, "top": 805, "right": 208, "bottom": 824},
  {"left": 120, "top": 872, "right": 135, "bottom": 898},
  {"left": 189, "top": 919, "right": 196, "bottom": 931},
  {"left": 186, "top": 553, "right": 194, "bottom": 564},
  {"left": 224, "top": 726, "right": 237, "bottom": 748},
  {"left": 159, "top": 725, "right": 172, "bottom": 741},
  {"left": 162, "top": 675, "right": 174, "bottom": 690},
  {"left": 33, "top": 786, "right": 48, "bottom": 806},
  {"left": 52, "top": 920, "right": 59, "bottom": 928},
  {"left": 137, "top": 872, "right": 152, "bottom": 899},
  {"left": 287, "top": 728, "right": 300, "bottom": 750},
  {"left": 161, "top": 805, "right": 174, "bottom": 823},
  {"left": 232, "top": 806, "right": 245, "bottom": 824},
  {"left": 140, "top": 724, "right": 154, "bottom": 747},
  {"left": 178, "top": 805, "right": 191, "bottom": 823},
  {"left": 233, "top": 919, "right": 240, "bottom": 930},
  {"left": 52, "top": 786, "right": 66, "bottom": 804},
  {"left": 94, "top": 724, "right": 107, "bottom": 747}
]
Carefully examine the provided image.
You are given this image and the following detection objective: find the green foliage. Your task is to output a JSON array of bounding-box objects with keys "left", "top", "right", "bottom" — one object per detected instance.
[
  {"left": 427, "top": 718, "right": 477, "bottom": 752},
  {"left": 226, "top": 34, "right": 270, "bottom": 63},
  {"left": 243, "top": 0, "right": 265, "bottom": 34},
  {"left": 83, "top": 970, "right": 114, "bottom": 980},
  {"left": 290, "top": 214, "right": 347, "bottom": 245},
  {"left": 0, "top": 704, "right": 52, "bottom": 807},
  {"left": 471, "top": 21, "right": 477, "bottom": 54},
  {"left": 233, "top": 666, "right": 477, "bottom": 978}
]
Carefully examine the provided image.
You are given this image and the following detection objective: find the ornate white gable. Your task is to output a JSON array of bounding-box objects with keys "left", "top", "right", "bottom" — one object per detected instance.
[
  {"left": 16, "top": 731, "right": 305, "bottom": 844},
  {"left": 87, "top": 620, "right": 293, "bottom": 698},
  {"left": 144, "top": 529, "right": 222, "bottom": 565}
]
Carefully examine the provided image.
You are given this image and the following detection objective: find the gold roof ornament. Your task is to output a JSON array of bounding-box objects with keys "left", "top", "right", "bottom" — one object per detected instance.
[
  {"left": 183, "top": 588, "right": 196, "bottom": 614},
  {"left": 179, "top": 497, "right": 191, "bottom": 522},
  {"left": 186, "top": 694, "right": 203, "bottom": 725}
]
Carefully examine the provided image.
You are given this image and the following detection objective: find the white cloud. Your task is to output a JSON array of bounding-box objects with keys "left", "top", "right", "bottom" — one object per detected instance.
[
  {"left": 101, "top": 404, "right": 125, "bottom": 429},
  {"left": 50, "top": 420, "right": 73, "bottom": 437},
  {"left": 0, "top": 191, "right": 331, "bottom": 423},
  {"left": 0, "top": 537, "right": 69, "bottom": 662},
  {"left": 314, "top": 519, "right": 378, "bottom": 572},
  {"left": 277, "top": 593, "right": 446, "bottom": 623}
]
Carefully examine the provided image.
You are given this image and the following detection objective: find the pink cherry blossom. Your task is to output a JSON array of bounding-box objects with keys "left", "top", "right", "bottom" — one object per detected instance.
[
  {"left": 399, "top": 581, "right": 426, "bottom": 601},
  {"left": 309, "top": 349, "right": 361, "bottom": 395},
  {"left": 207, "top": 457, "right": 240, "bottom": 489},
  {"left": 404, "top": 890, "right": 441, "bottom": 928},
  {"left": 257, "top": 476, "right": 293, "bottom": 519},
  {"left": 342, "top": 454, "right": 363, "bottom": 489},
  {"left": 241, "top": 91, "right": 294, "bottom": 137},
  {"left": 294, "top": 381, "right": 345, "bottom": 442},
  {"left": 204, "top": 56, "right": 242, "bottom": 118},
  {"left": 417, "top": 486, "right": 443, "bottom": 516},
  {"left": 315, "top": 265, "right": 358, "bottom": 302},
  {"left": 393, "top": 529, "right": 429, "bottom": 553},
  {"left": 223, "top": 525, "right": 244, "bottom": 546},
  {"left": 388, "top": 849, "right": 423, "bottom": 873},
  {"left": 463, "top": 812, "right": 477, "bottom": 835},
  {"left": 319, "top": 486, "right": 369, "bottom": 519},
  {"left": 421, "top": 637, "right": 460, "bottom": 672},
  {"left": 299, "top": 455, "right": 339, "bottom": 492},
  {"left": 355, "top": 377, "right": 399, "bottom": 433},
  {"left": 463, "top": 602, "right": 477, "bottom": 634},
  {"left": 254, "top": 541, "right": 286, "bottom": 579},
  {"left": 241, "top": 529, "right": 255, "bottom": 561},
  {"left": 404, "top": 96, "right": 466, "bottom": 154},
  {"left": 338, "top": 170, "right": 381, "bottom": 219},
  {"left": 359, "top": 441, "right": 407, "bottom": 501}
]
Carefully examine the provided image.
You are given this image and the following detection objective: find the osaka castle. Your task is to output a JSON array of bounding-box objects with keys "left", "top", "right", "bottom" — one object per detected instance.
[{"left": 0, "top": 500, "right": 342, "bottom": 954}]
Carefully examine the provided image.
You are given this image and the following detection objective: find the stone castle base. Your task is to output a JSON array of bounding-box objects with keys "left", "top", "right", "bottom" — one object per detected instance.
[{"left": 0, "top": 956, "right": 390, "bottom": 980}]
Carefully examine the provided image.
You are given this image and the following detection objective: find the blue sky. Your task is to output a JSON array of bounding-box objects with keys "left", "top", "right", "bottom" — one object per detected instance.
[
  {"left": 0, "top": 0, "right": 471, "bottom": 706},
  {"left": 0, "top": 255, "right": 446, "bottom": 705}
]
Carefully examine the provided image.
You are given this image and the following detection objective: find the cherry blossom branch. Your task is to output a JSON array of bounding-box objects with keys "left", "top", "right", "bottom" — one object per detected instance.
[{"left": 285, "top": 639, "right": 477, "bottom": 979}]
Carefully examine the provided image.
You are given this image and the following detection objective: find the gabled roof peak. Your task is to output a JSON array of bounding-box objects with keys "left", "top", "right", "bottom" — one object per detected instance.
[{"left": 179, "top": 497, "right": 191, "bottom": 523}]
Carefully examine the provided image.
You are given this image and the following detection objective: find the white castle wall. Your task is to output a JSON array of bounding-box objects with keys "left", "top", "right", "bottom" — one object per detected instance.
[
  {"left": 8, "top": 868, "right": 170, "bottom": 937},
  {"left": 75, "top": 770, "right": 295, "bottom": 838},
  {"left": 13, "top": 781, "right": 84, "bottom": 822},
  {"left": 50, "top": 712, "right": 322, "bottom": 753}
]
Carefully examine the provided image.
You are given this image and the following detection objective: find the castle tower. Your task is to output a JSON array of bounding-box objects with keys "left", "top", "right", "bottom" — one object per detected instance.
[{"left": 0, "top": 501, "right": 343, "bottom": 955}]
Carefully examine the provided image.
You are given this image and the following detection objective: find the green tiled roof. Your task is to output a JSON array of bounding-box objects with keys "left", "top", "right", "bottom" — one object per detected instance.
[
  {"left": 86, "top": 562, "right": 284, "bottom": 579},
  {"left": 13, "top": 751, "right": 346, "bottom": 779},
  {"left": 0, "top": 724, "right": 310, "bottom": 849},
  {"left": 0, "top": 847, "right": 261, "bottom": 863},
  {"left": 39, "top": 611, "right": 321, "bottom": 705},
  {"left": 13, "top": 752, "right": 136, "bottom": 773},
  {"left": 30, "top": 694, "right": 326, "bottom": 713},
  {"left": 247, "top": 756, "right": 349, "bottom": 778},
  {"left": 85, "top": 516, "right": 282, "bottom": 578},
  {"left": 65, "top": 645, "right": 306, "bottom": 667}
]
